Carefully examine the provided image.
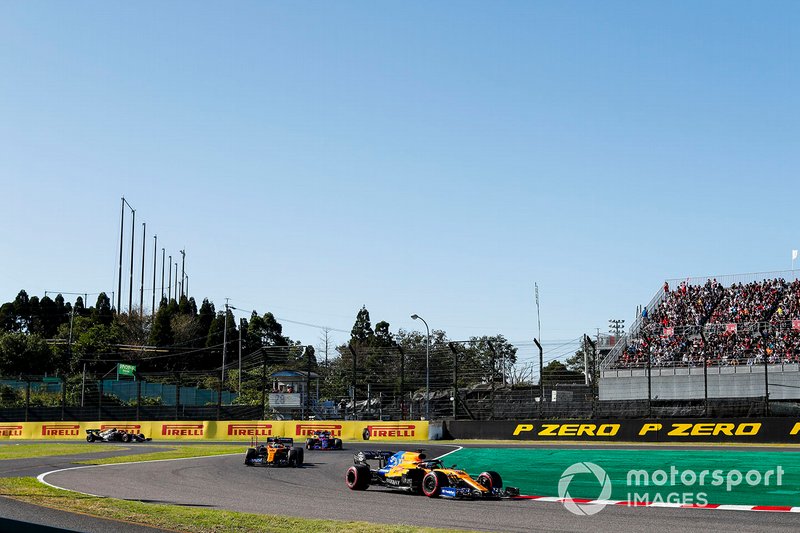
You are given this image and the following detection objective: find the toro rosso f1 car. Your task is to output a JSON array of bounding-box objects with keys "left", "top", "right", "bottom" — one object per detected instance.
[
  {"left": 305, "top": 430, "right": 343, "bottom": 450},
  {"left": 345, "top": 450, "right": 519, "bottom": 499},
  {"left": 86, "top": 428, "right": 151, "bottom": 443},
  {"left": 244, "top": 437, "right": 304, "bottom": 467}
]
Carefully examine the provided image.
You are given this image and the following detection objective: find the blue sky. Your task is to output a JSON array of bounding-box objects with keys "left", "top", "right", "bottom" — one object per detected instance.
[{"left": 1, "top": 2, "right": 798, "bottom": 368}]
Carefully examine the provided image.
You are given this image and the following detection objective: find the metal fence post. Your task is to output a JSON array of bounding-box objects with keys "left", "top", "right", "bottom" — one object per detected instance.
[
  {"left": 397, "top": 346, "right": 405, "bottom": 421},
  {"left": 764, "top": 345, "right": 770, "bottom": 416},
  {"left": 98, "top": 379, "right": 103, "bottom": 421},
  {"left": 260, "top": 351, "right": 268, "bottom": 420},
  {"left": 448, "top": 343, "right": 459, "bottom": 420},
  {"left": 534, "top": 339, "right": 543, "bottom": 419},
  {"left": 175, "top": 372, "right": 181, "bottom": 420},
  {"left": 216, "top": 378, "right": 222, "bottom": 421},
  {"left": 487, "top": 341, "right": 497, "bottom": 420},
  {"left": 585, "top": 335, "right": 597, "bottom": 418},
  {"left": 25, "top": 380, "right": 30, "bottom": 422},
  {"left": 136, "top": 378, "right": 142, "bottom": 421},
  {"left": 644, "top": 333, "right": 652, "bottom": 418},
  {"left": 61, "top": 377, "right": 66, "bottom": 421},
  {"left": 348, "top": 344, "right": 358, "bottom": 419},
  {"left": 701, "top": 328, "right": 708, "bottom": 417}
]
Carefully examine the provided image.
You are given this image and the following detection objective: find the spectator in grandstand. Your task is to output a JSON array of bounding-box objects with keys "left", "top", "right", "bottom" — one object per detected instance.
[{"left": 613, "top": 277, "right": 800, "bottom": 370}]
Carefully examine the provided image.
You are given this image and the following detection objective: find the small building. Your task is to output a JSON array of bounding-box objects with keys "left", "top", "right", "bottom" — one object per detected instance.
[{"left": 268, "top": 370, "right": 320, "bottom": 419}]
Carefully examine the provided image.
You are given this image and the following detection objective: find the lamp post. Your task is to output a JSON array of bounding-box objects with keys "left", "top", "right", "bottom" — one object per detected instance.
[{"left": 410, "top": 314, "right": 430, "bottom": 421}]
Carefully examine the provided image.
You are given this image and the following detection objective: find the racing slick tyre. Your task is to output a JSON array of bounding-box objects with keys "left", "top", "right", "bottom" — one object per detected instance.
[
  {"left": 422, "top": 471, "right": 449, "bottom": 498},
  {"left": 86, "top": 434, "right": 95, "bottom": 442},
  {"left": 138, "top": 433, "right": 147, "bottom": 441},
  {"left": 288, "top": 447, "right": 304, "bottom": 467},
  {"left": 244, "top": 448, "right": 258, "bottom": 465},
  {"left": 346, "top": 464, "right": 371, "bottom": 490},
  {"left": 477, "top": 471, "right": 503, "bottom": 491},
  {"left": 333, "top": 438, "right": 342, "bottom": 449},
  {"left": 121, "top": 432, "right": 132, "bottom": 443}
]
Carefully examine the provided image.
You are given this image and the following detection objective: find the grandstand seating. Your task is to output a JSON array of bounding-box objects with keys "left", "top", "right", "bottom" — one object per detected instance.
[{"left": 610, "top": 277, "right": 800, "bottom": 369}]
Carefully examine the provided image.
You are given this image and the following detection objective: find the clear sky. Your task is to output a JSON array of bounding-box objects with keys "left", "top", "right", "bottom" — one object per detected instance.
[{"left": 1, "top": 2, "right": 798, "bottom": 369}]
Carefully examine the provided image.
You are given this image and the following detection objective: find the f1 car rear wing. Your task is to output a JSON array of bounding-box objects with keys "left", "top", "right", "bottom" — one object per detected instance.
[
  {"left": 354, "top": 450, "right": 395, "bottom": 467},
  {"left": 266, "top": 437, "right": 294, "bottom": 446}
]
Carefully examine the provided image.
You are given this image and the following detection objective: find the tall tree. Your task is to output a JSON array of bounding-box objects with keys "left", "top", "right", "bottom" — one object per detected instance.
[
  {"left": 150, "top": 304, "right": 174, "bottom": 347},
  {"left": 374, "top": 321, "right": 394, "bottom": 348},
  {"left": 350, "top": 306, "right": 374, "bottom": 346},
  {"left": 12, "top": 290, "right": 30, "bottom": 331},
  {"left": 541, "top": 360, "right": 584, "bottom": 384},
  {"left": 37, "top": 295, "right": 61, "bottom": 338},
  {"left": 459, "top": 335, "right": 518, "bottom": 385},
  {"left": 53, "top": 294, "right": 67, "bottom": 321},
  {"left": 197, "top": 299, "right": 215, "bottom": 345},
  {"left": 0, "top": 332, "right": 53, "bottom": 375},
  {"left": 27, "top": 296, "right": 41, "bottom": 334},
  {"left": 73, "top": 296, "right": 87, "bottom": 317},
  {"left": 566, "top": 344, "right": 598, "bottom": 384},
  {"left": 69, "top": 321, "right": 119, "bottom": 372},
  {"left": 93, "top": 293, "right": 113, "bottom": 326},
  {"left": 0, "top": 303, "right": 16, "bottom": 333}
]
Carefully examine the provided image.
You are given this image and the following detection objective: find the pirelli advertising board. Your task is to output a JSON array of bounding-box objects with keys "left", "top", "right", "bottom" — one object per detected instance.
[
  {"left": 446, "top": 418, "right": 800, "bottom": 443},
  {"left": 0, "top": 420, "right": 428, "bottom": 441}
]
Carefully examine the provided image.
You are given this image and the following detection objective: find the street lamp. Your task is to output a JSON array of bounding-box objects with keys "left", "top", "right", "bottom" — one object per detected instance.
[{"left": 410, "top": 314, "right": 430, "bottom": 421}]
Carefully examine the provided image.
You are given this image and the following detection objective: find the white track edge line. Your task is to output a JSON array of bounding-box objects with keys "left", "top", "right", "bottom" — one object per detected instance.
[
  {"left": 433, "top": 445, "right": 463, "bottom": 460},
  {"left": 520, "top": 497, "right": 800, "bottom": 513},
  {"left": 36, "top": 453, "right": 242, "bottom": 497}
]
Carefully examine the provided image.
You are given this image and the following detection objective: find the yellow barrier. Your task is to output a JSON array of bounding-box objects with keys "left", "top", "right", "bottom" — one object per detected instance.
[{"left": 0, "top": 420, "right": 429, "bottom": 442}]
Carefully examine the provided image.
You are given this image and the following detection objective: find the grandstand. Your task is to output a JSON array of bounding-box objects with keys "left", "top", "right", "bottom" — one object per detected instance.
[{"left": 600, "top": 270, "right": 800, "bottom": 401}]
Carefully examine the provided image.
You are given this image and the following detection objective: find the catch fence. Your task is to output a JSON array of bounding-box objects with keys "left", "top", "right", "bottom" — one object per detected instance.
[{"left": 1, "top": 339, "right": 798, "bottom": 421}]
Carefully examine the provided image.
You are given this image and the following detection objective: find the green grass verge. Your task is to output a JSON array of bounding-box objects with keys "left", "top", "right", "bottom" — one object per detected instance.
[
  {"left": 0, "top": 477, "right": 467, "bottom": 533},
  {"left": 0, "top": 444, "right": 127, "bottom": 461},
  {"left": 73, "top": 444, "right": 243, "bottom": 465}
]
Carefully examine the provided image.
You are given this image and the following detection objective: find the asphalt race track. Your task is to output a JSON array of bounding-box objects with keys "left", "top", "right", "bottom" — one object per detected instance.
[{"left": 37, "top": 443, "right": 800, "bottom": 532}]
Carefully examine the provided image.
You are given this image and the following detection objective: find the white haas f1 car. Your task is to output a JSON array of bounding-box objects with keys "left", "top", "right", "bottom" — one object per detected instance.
[
  {"left": 346, "top": 450, "right": 519, "bottom": 499},
  {"left": 86, "top": 428, "right": 151, "bottom": 443}
]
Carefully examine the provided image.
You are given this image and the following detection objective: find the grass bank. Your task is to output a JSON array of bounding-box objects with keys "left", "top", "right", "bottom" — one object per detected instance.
[
  {"left": 0, "top": 477, "right": 466, "bottom": 533},
  {"left": 73, "top": 444, "right": 243, "bottom": 465},
  {"left": 0, "top": 444, "right": 125, "bottom": 461}
]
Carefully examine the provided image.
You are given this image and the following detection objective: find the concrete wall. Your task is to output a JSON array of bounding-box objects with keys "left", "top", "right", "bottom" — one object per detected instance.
[{"left": 600, "top": 364, "right": 800, "bottom": 400}]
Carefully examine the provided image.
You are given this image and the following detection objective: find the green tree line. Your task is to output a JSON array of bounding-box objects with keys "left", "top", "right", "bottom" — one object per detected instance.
[{"left": 0, "top": 291, "right": 519, "bottom": 402}]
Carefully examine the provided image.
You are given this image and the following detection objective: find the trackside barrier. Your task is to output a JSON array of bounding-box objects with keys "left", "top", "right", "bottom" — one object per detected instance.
[
  {"left": 444, "top": 418, "right": 800, "bottom": 444},
  {"left": 0, "top": 420, "right": 429, "bottom": 441}
]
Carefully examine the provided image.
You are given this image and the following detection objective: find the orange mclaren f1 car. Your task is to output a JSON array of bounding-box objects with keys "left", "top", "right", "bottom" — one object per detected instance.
[
  {"left": 244, "top": 437, "right": 304, "bottom": 467},
  {"left": 345, "top": 450, "right": 519, "bottom": 499}
]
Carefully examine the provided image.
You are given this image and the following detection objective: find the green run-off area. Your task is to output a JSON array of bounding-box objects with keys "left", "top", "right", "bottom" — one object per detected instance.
[{"left": 443, "top": 447, "right": 800, "bottom": 507}]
